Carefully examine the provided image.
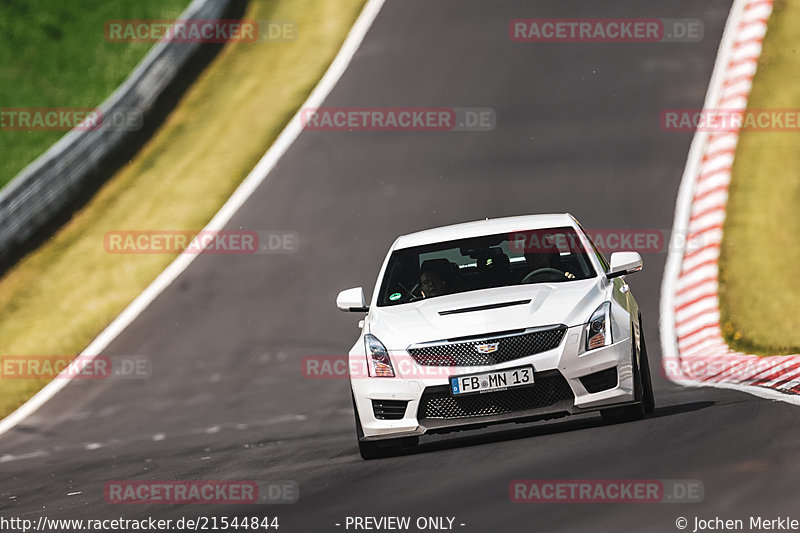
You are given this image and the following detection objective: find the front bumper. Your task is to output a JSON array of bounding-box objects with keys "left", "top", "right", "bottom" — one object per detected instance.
[{"left": 352, "top": 324, "right": 636, "bottom": 440}]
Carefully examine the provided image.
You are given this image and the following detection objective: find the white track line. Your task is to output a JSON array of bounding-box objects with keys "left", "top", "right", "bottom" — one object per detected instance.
[
  {"left": 0, "top": 0, "right": 387, "bottom": 437},
  {"left": 660, "top": 0, "right": 800, "bottom": 404}
]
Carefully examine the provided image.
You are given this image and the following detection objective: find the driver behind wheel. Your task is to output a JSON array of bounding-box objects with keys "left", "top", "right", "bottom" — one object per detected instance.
[{"left": 419, "top": 260, "right": 451, "bottom": 298}]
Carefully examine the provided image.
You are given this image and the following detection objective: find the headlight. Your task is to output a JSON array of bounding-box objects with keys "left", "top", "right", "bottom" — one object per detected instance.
[
  {"left": 585, "top": 302, "right": 612, "bottom": 351},
  {"left": 364, "top": 334, "right": 395, "bottom": 377}
]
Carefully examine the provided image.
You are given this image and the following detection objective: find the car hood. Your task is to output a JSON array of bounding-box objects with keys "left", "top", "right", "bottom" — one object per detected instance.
[{"left": 367, "top": 279, "right": 608, "bottom": 350}]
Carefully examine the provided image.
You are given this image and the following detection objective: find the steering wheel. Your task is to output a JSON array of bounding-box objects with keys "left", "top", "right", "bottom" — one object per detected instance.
[
  {"left": 521, "top": 268, "right": 564, "bottom": 284},
  {"left": 407, "top": 283, "right": 424, "bottom": 301}
]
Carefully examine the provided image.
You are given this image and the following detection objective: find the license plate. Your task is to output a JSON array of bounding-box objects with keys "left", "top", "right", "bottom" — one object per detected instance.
[{"left": 449, "top": 365, "right": 534, "bottom": 396}]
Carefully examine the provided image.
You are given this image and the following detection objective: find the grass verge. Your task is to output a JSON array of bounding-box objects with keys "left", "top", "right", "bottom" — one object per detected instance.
[
  {"left": 0, "top": 0, "right": 191, "bottom": 189},
  {"left": 0, "top": 0, "right": 367, "bottom": 417},
  {"left": 719, "top": 0, "right": 800, "bottom": 355}
]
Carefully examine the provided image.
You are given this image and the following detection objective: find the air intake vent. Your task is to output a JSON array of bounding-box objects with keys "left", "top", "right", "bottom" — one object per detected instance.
[
  {"left": 372, "top": 399, "right": 408, "bottom": 420},
  {"left": 579, "top": 367, "right": 618, "bottom": 393}
]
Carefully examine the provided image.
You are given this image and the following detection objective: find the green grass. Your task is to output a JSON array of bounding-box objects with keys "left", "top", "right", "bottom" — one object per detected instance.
[
  {"left": 0, "top": 0, "right": 190, "bottom": 189},
  {"left": 719, "top": 0, "right": 800, "bottom": 355},
  {"left": 0, "top": 0, "right": 367, "bottom": 418}
]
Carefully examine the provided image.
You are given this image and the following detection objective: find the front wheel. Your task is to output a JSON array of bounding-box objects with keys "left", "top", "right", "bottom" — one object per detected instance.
[
  {"left": 639, "top": 315, "right": 656, "bottom": 414},
  {"left": 601, "top": 316, "right": 654, "bottom": 423}
]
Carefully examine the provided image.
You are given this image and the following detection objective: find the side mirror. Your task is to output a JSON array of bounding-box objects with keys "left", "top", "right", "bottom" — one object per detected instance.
[
  {"left": 607, "top": 252, "right": 643, "bottom": 279},
  {"left": 336, "top": 287, "right": 369, "bottom": 312}
]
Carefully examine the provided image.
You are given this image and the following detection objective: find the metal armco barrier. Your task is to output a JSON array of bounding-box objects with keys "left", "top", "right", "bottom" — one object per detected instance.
[{"left": 0, "top": 0, "right": 233, "bottom": 263}]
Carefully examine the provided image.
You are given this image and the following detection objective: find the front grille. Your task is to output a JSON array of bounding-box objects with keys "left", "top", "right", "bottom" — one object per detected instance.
[
  {"left": 579, "top": 367, "right": 618, "bottom": 393},
  {"left": 407, "top": 325, "right": 567, "bottom": 366},
  {"left": 372, "top": 399, "right": 408, "bottom": 420},
  {"left": 417, "top": 371, "right": 574, "bottom": 420}
]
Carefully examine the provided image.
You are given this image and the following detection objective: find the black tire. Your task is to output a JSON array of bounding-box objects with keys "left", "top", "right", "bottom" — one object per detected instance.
[
  {"left": 601, "top": 315, "right": 652, "bottom": 423},
  {"left": 352, "top": 394, "right": 418, "bottom": 460},
  {"left": 638, "top": 314, "right": 656, "bottom": 414}
]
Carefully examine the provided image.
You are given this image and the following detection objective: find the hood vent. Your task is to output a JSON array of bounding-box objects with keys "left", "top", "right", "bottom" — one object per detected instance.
[{"left": 438, "top": 299, "right": 531, "bottom": 316}]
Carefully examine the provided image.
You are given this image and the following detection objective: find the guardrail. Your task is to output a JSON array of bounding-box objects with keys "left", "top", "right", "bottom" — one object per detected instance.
[{"left": 0, "top": 0, "right": 234, "bottom": 265}]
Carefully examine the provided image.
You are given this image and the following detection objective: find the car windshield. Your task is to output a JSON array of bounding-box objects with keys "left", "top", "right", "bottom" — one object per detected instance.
[{"left": 378, "top": 226, "right": 597, "bottom": 306}]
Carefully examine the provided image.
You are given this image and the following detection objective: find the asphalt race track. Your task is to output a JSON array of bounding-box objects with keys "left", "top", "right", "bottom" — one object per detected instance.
[{"left": 4, "top": 1, "right": 800, "bottom": 532}]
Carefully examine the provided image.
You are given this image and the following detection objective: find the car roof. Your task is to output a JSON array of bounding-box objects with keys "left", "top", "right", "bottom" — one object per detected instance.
[{"left": 393, "top": 213, "right": 578, "bottom": 250}]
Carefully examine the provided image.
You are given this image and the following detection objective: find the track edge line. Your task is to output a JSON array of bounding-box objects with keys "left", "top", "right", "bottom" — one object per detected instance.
[{"left": 0, "top": 0, "right": 387, "bottom": 437}]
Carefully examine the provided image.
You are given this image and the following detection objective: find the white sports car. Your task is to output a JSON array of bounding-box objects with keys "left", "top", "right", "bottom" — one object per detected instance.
[{"left": 337, "top": 214, "right": 654, "bottom": 459}]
